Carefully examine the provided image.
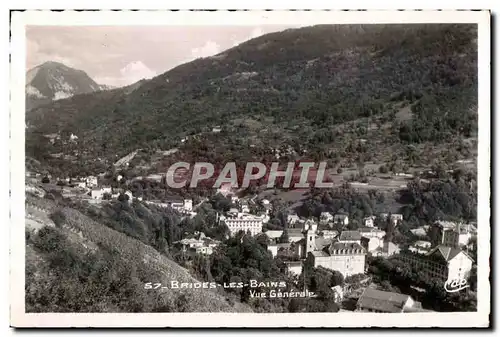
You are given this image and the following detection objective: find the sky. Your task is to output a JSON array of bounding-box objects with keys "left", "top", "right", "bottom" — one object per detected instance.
[{"left": 26, "top": 25, "right": 300, "bottom": 88}]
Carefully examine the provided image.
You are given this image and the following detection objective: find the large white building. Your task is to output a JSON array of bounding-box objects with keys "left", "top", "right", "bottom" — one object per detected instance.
[
  {"left": 310, "top": 242, "right": 366, "bottom": 278},
  {"left": 400, "top": 245, "right": 473, "bottom": 281},
  {"left": 303, "top": 222, "right": 366, "bottom": 277},
  {"left": 223, "top": 213, "right": 264, "bottom": 236}
]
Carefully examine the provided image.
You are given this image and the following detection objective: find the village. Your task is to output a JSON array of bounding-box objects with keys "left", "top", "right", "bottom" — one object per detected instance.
[{"left": 26, "top": 164, "right": 478, "bottom": 313}]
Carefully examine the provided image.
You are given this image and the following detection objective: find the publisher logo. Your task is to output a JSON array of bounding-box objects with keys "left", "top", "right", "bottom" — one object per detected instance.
[{"left": 444, "top": 278, "right": 470, "bottom": 293}]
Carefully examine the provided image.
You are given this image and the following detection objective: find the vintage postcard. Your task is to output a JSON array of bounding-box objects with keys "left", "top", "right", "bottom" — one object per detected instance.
[{"left": 10, "top": 10, "right": 490, "bottom": 327}]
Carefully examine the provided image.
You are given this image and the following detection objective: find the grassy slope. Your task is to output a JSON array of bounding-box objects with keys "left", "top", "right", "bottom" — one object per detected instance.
[{"left": 25, "top": 193, "right": 252, "bottom": 313}]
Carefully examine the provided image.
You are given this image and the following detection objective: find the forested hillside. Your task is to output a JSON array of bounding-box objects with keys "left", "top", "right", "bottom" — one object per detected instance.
[
  {"left": 26, "top": 24, "right": 477, "bottom": 171},
  {"left": 25, "top": 191, "right": 253, "bottom": 313}
]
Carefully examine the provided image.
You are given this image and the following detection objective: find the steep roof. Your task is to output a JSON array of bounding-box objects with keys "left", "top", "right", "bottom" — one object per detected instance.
[
  {"left": 357, "top": 288, "right": 411, "bottom": 313},
  {"left": 358, "top": 227, "right": 384, "bottom": 234},
  {"left": 327, "top": 242, "right": 366, "bottom": 255},
  {"left": 264, "top": 230, "right": 283, "bottom": 239},
  {"left": 339, "top": 231, "right": 362, "bottom": 241},
  {"left": 427, "top": 245, "right": 472, "bottom": 262}
]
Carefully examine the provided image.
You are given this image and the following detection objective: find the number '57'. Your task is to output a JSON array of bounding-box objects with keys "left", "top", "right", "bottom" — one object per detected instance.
[{"left": 144, "top": 282, "right": 162, "bottom": 289}]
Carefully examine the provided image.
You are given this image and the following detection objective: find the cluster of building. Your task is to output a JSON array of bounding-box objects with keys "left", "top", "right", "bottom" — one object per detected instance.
[
  {"left": 319, "top": 211, "right": 404, "bottom": 229},
  {"left": 218, "top": 198, "right": 270, "bottom": 237},
  {"left": 262, "top": 214, "right": 401, "bottom": 278},
  {"left": 174, "top": 232, "right": 220, "bottom": 256},
  {"left": 64, "top": 175, "right": 99, "bottom": 189},
  {"left": 209, "top": 206, "right": 408, "bottom": 278},
  {"left": 403, "top": 220, "right": 476, "bottom": 282},
  {"left": 429, "top": 220, "right": 476, "bottom": 248},
  {"left": 144, "top": 198, "right": 193, "bottom": 211},
  {"left": 319, "top": 212, "right": 349, "bottom": 227}
]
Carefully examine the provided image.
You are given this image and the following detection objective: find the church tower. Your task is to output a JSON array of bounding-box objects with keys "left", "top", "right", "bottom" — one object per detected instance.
[{"left": 305, "top": 220, "right": 318, "bottom": 255}]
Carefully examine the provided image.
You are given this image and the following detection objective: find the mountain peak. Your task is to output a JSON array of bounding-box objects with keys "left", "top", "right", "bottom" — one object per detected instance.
[{"left": 26, "top": 61, "right": 104, "bottom": 110}]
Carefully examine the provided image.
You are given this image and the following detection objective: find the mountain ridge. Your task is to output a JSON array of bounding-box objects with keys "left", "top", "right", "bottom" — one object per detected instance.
[
  {"left": 26, "top": 24, "right": 478, "bottom": 176},
  {"left": 26, "top": 61, "right": 112, "bottom": 110}
]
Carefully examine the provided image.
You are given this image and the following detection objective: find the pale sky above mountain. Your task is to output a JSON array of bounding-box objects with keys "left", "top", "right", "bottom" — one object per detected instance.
[{"left": 26, "top": 25, "right": 301, "bottom": 87}]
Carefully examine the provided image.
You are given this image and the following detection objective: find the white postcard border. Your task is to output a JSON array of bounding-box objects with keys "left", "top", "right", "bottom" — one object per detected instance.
[{"left": 10, "top": 9, "right": 491, "bottom": 328}]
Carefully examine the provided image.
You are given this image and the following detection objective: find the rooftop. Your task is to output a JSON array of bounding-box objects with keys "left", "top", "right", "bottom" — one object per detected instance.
[
  {"left": 414, "top": 240, "right": 431, "bottom": 247},
  {"left": 428, "top": 245, "right": 472, "bottom": 262},
  {"left": 435, "top": 220, "right": 461, "bottom": 229},
  {"left": 264, "top": 230, "right": 284, "bottom": 239},
  {"left": 339, "top": 231, "right": 362, "bottom": 241},
  {"left": 358, "top": 227, "right": 384, "bottom": 233},
  {"left": 327, "top": 242, "right": 365, "bottom": 255},
  {"left": 358, "top": 288, "right": 411, "bottom": 313}
]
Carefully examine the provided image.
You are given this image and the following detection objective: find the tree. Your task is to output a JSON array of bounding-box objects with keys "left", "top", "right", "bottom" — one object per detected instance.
[
  {"left": 379, "top": 165, "right": 388, "bottom": 174},
  {"left": 41, "top": 176, "right": 50, "bottom": 183},
  {"left": 118, "top": 193, "right": 129, "bottom": 202},
  {"left": 49, "top": 209, "right": 66, "bottom": 228},
  {"left": 278, "top": 229, "right": 290, "bottom": 243},
  {"left": 330, "top": 270, "right": 344, "bottom": 287}
]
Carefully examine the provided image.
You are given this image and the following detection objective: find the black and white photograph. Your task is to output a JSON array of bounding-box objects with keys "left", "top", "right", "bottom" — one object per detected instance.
[{"left": 9, "top": 10, "right": 491, "bottom": 328}]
